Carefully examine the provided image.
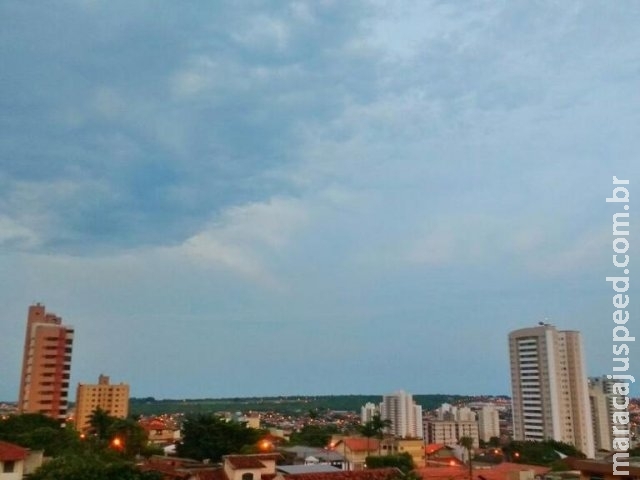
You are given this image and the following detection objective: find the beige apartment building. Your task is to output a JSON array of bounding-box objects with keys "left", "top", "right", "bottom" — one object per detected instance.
[
  {"left": 588, "top": 376, "right": 626, "bottom": 452},
  {"left": 509, "top": 324, "right": 595, "bottom": 458},
  {"left": 74, "top": 375, "right": 129, "bottom": 432},
  {"left": 18, "top": 304, "right": 74, "bottom": 421},
  {"left": 477, "top": 406, "right": 500, "bottom": 443},
  {"left": 379, "top": 390, "right": 424, "bottom": 439},
  {"left": 424, "top": 419, "right": 479, "bottom": 448}
]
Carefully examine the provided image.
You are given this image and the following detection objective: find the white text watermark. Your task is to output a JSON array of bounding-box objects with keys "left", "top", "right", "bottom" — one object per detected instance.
[{"left": 605, "top": 176, "right": 632, "bottom": 475}]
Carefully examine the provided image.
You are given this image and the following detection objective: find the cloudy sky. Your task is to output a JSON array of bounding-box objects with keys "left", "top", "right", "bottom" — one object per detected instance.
[{"left": 1, "top": 0, "right": 638, "bottom": 401}]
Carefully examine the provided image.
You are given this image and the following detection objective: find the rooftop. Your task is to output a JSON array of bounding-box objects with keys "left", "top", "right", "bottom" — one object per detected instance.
[
  {"left": 284, "top": 468, "right": 400, "bottom": 480},
  {"left": 225, "top": 454, "right": 282, "bottom": 470},
  {"left": 416, "top": 462, "right": 550, "bottom": 480},
  {"left": 277, "top": 465, "right": 342, "bottom": 475},
  {"left": 0, "top": 441, "right": 28, "bottom": 462}
]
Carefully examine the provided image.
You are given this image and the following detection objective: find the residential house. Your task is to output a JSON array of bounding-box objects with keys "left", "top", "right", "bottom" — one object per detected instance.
[
  {"left": 330, "top": 438, "right": 380, "bottom": 471},
  {"left": 0, "top": 441, "right": 43, "bottom": 480}
]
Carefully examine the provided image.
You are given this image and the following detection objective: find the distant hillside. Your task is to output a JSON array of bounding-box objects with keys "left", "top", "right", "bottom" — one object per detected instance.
[{"left": 129, "top": 394, "right": 510, "bottom": 416}]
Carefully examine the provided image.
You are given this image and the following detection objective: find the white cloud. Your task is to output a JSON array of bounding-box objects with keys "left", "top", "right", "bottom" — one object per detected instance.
[
  {"left": 0, "top": 215, "right": 39, "bottom": 248},
  {"left": 524, "top": 230, "right": 610, "bottom": 276},
  {"left": 232, "top": 15, "right": 290, "bottom": 51},
  {"left": 178, "top": 197, "right": 309, "bottom": 287}
]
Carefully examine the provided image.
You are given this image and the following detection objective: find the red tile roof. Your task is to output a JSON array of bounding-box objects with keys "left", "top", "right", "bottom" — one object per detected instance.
[
  {"left": 142, "top": 454, "right": 282, "bottom": 480},
  {"left": 416, "top": 466, "right": 468, "bottom": 480},
  {"left": 343, "top": 438, "right": 381, "bottom": 452},
  {"left": 285, "top": 467, "right": 400, "bottom": 480},
  {"left": 224, "top": 454, "right": 280, "bottom": 469},
  {"left": 0, "top": 441, "right": 28, "bottom": 462},
  {"left": 226, "top": 456, "right": 266, "bottom": 469},
  {"left": 416, "top": 462, "right": 550, "bottom": 480},
  {"left": 138, "top": 462, "right": 192, "bottom": 479},
  {"left": 425, "top": 459, "right": 463, "bottom": 468},
  {"left": 196, "top": 470, "right": 227, "bottom": 480}
]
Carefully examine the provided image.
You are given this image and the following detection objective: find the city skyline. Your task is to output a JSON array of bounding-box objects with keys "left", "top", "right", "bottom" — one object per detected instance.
[
  {"left": 3, "top": 303, "right": 634, "bottom": 402},
  {"left": 0, "top": 2, "right": 639, "bottom": 400}
]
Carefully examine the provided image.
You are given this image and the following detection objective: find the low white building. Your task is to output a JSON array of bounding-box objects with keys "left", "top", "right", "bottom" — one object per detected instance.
[{"left": 0, "top": 441, "right": 43, "bottom": 480}]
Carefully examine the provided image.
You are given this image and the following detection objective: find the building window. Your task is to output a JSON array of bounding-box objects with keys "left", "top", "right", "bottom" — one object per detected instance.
[
  {"left": 242, "top": 473, "right": 254, "bottom": 480},
  {"left": 3, "top": 461, "right": 16, "bottom": 473}
]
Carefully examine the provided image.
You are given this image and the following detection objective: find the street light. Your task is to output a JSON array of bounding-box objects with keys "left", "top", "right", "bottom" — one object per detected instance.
[{"left": 111, "top": 437, "right": 123, "bottom": 450}]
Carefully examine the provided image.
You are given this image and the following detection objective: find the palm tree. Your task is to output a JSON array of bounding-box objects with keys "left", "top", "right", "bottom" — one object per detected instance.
[
  {"left": 371, "top": 414, "right": 392, "bottom": 455},
  {"left": 459, "top": 437, "right": 474, "bottom": 480},
  {"left": 88, "top": 407, "right": 114, "bottom": 440},
  {"left": 359, "top": 419, "right": 378, "bottom": 457},
  {"left": 359, "top": 414, "right": 392, "bottom": 457}
]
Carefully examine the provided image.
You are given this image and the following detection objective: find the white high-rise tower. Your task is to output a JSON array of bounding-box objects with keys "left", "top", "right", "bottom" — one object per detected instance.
[
  {"left": 509, "top": 324, "right": 595, "bottom": 458},
  {"left": 379, "top": 390, "right": 423, "bottom": 439}
]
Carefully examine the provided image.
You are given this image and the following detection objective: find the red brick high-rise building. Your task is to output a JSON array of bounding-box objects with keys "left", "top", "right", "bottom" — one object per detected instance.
[{"left": 18, "top": 304, "right": 74, "bottom": 421}]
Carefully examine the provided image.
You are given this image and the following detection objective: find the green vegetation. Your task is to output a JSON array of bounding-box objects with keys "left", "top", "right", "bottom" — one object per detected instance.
[
  {"left": 459, "top": 436, "right": 474, "bottom": 480},
  {"left": 0, "top": 412, "right": 159, "bottom": 479},
  {"left": 129, "top": 394, "right": 486, "bottom": 416},
  {"left": 289, "top": 424, "right": 338, "bottom": 447},
  {"left": 359, "top": 413, "right": 392, "bottom": 454},
  {"left": 29, "top": 453, "right": 161, "bottom": 480},
  {"left": 365, "top": 452, "right": 414, "bottom": 473},
  {"left": 0, "top": 413, "right": 80, "bottom": 456},
  {"left": 479, "top": 436, "right": 501, "bottom": 448},
  {"left": 176, "top": 413, "right": 262, "bottom": 461},
  {"left": 504, "top": 440, "right": 585, "bottom": 467},
  {"left": 85, "top": 407, "right": 158, "bottom": 457}
]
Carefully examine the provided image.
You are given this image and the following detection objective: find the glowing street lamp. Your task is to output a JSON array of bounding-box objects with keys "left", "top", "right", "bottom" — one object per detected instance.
[
  {"left": 259, "top": 440, "right": 273, "bottom": 452},
  {"left": 111, "top": 437, "right": 124, "bottom": 450}
]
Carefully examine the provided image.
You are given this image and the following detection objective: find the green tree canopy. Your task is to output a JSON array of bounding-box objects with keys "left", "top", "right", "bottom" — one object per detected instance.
[
  {"left": 29, "top": 453, "right": 161, "bottom": 480},
  {"left": 289, "top": 424, "right": 338, "bottom": 447},
  {"left": 359, "top": 413, "right": 392, "bottom": 454},
  {"left": 503, "top": 440, "right": 585, "bottom": 466},
  {"left": 0, "top": 414, "right": 80, "bottom": 456},
  {"left": 107, "top": 417, "right": 150, "bottom": 458},
  {"left": 359, "top": 414, "right": 391, "bottom": 440},
  {"left": 176, "top": 414, "right": 261, "bottom": 461},
  {"left": 89, "top": 407, "right": 117, "bottom": 440},
  {"left": 365, "top": 453, "right": 414, "bottom": 473}
]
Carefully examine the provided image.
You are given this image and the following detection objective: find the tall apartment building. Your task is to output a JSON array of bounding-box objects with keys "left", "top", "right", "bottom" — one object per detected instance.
[
  {"left": 361, "top": 402, "right": 378, "bottom": 423},
  {"left": 74, "top": 375, "right": 130, "bottom": 432},
  {"left": 588, "top": 376, "right": 626, "bottom": 452},
  {"left": 379, "top": 390, "right": 424, "bottom": 438},
  {"left": 477, "top": 406, "right": 500, "bottom": 443},
  {"left": 18, "top": 304, "right": 74, "bottom": 421},
  {"left": 509, "top": 324, "right": 595, "bottom": 458}
]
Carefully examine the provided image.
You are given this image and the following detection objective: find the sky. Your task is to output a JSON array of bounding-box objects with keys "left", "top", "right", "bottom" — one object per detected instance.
[{"left": 0, "top": 0, "right": 639, "bottom": 401}]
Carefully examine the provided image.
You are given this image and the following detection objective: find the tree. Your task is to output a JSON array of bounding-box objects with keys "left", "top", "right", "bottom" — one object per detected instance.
[
  {"left": 107, "top": 418, "right": 149, "bottom": 458},
  {"left": 0, "top": 413, "right": 80, "bottom": 456},
  {"left": 359, "top": 414, "right": 392, "bottom": 455},
  {"left": 176, "top": 414, "right": 260, "bottom": 461},
  {"left": 488, "top": 436, "right": 501, "bottom": 447},
  {"left": 289, "top": 425, "right": 338, "bottom": 447},
  {"left": 358, "top": 419, "right": 377, "bottom": 454},
  {"left": 365, "top": 453, "right": 414, "bottom": 473},
  {"left": 459, "top": 437, "right": 474, "bottom": 480},
  {"left": 503, "top": 440, "right": 585, "bottom": 466},
  {"left": 89, "top": 408, "right": 116, "bottom": 441},
  {"left": 29, "top": 453, "right": 161, "bottom": 480}
]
